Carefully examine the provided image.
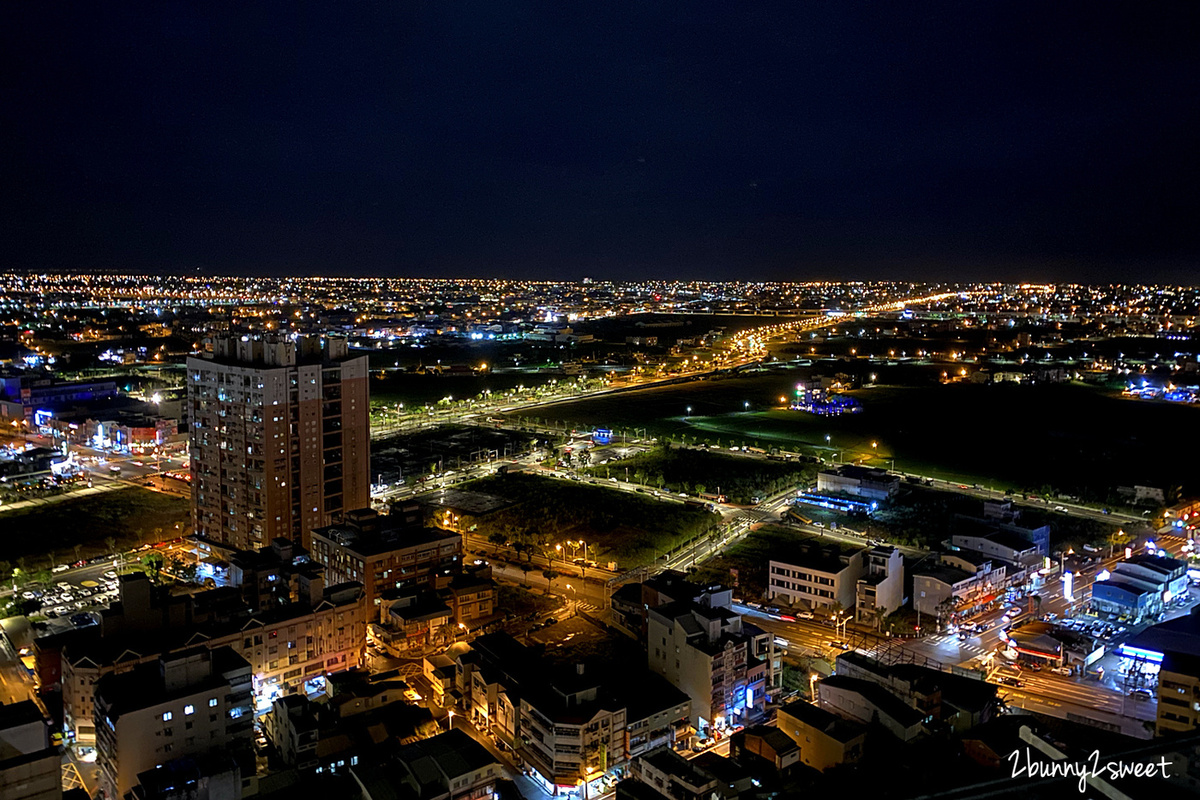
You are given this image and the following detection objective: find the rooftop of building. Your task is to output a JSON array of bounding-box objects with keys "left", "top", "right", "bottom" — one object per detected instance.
[
  {"left": 820, "top": 674, "right": 927, "bottom": 729},
  {"left": 95, "top": 646, "right": 250, "bottom": 719},
  {"left": 913, "top": 563, "right": 975, "bottom": 586},
  {"left": 387, "top": 592, "right": 453, "bottom": 623},
  {"left": 952, "top": 520, "right": 1038, "bottom": 553},
  {"left": 640, "top": 745, "right": 716, "bottom": 789},
  {"left": 835, "top": 652, "right": 997, "bottom": 715},
  {"left": 312, "top": 514, "right": 461, "bottom": 558},
  {"left": 822, "top": 464, "right": 897, "bottom": 482},
  {"left": 770, "top": 535, "right": 866, "bottom": 574},
  {"left": 735, "top": 724, "right": 799, "bottom": 754},
  {"left": 1160, "top": 649, "right": 1200, "bottom": 678},
  {"left": 1125, "top": 552, "right": 1187, "bottom": 572},
  {"left": 1125, "top": 609, "right": 1200, "bottom": 658},
  {"left": 615, "top": 778, "right": 670, "bottom": 800},
  {"left": 610, "top": 672, "right": 690, "bottom": 722},
  {"left": 688, "top": 752, "right": 751, "bottom": 786},
  {"left": 62, "top": 581, "right": 364, "bottom": 669},
  {"left": 779, "top": 699, "right": 866, "bottom": 743},
  {"left": 1092, "top": 578, "right": 1159, "bottom": 597},
  {"left": 0, "top": 700, "right": 46, "bottom": 732}
]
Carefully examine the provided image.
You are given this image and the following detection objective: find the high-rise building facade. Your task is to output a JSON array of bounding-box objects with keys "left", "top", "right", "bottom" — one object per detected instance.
[{"left": 188, "top": 335, "right": 370, "bottom": 551}]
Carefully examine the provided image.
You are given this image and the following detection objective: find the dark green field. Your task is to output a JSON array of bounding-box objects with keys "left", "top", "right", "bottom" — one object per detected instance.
[
  {"left": 0, "top": 488, "right": 189, "bottom": 571},
  {"left": 463, "top": 471, "right": 719, "bottom": 569},
  {"left": 583, "top": 447, "right": 816, "bottom": 505},
  {"left": 504, "top": 376, "right": 1200, "bottom": 500}
]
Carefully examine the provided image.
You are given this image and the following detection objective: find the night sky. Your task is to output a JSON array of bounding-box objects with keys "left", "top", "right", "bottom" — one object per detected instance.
[{"left": 3, "top": 2, "right": 1199, "bottom": 282}]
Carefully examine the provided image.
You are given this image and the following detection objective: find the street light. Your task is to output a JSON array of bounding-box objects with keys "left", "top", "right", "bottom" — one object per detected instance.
[
  {"left": 686, "top": 406, "right": 692, "bottom": 417},
  {"left": 566, "top": 583, "right": 578, "bottom": 616}
]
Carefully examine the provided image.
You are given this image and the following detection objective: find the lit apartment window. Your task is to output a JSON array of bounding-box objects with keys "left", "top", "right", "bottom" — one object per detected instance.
[
  {"left": 209, "top": 698, "right": 218, "bottom": 707},
  {"left": 162, "top": 712, "right": 173, "bottom": 722},
  {"left": 184, "top": 704, "right": 195, "bottom": 715}
]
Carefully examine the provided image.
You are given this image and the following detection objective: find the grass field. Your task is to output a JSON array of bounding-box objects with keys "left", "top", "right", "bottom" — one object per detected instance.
[
  {"left": 507, "top": 376, "right": 1200, "bottom": 500},
  {"left": 0, "top": 488, "right": 189, "bottom": 570},
  {"left": 583, "top": 447, "right": 816, "bottom": 504},
  {"left": 463, "top": 472, "right": 719, "bottom": 569}
]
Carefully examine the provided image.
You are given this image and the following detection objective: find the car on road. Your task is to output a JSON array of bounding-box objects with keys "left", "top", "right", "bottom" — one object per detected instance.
[
  {"left": 1051, "top": 667, "right": 1072, "bottom": 676},
  {"left": 544, "top": 617, "right": 558, "bottom": 626},
  {"left": 796, "top": 611, "right": 814, "bottom": 620},
  {"left": 1054, "top": 505, "right": 1067, "bottom": 512},
  {"left": 998, "top": 676, "right": 1022, "bottom": 688},
  {"left": 1129, "top": 689, "right": 1152, "bottom": 702},
  {"left": 103, "top": 570, "right": 117, "bottom": 579},
  {"left": 52, "top": 565, "right": 69, "bottom": 573},
  {"left": 826, "top": 641, "right": 850, "bottom": 651}
]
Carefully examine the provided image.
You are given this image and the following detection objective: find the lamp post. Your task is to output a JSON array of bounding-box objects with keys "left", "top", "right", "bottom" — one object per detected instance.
[{"left": 566, "top": 583, "right": 578, "bottom": 616}]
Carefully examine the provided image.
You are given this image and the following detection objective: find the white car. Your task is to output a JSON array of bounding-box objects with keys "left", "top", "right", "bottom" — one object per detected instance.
[
  {"left": 1051, "top": 667, "right": 1072, "bottom": 676},
  {"left": 103, "top": 570, "right": 117, "bottom": 579}
]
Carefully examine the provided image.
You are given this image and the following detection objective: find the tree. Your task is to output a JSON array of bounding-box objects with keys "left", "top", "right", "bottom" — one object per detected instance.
[
  {"left": 487, "top": 531, "right": 508, "bottom": 551},
  {"left": 72, "top": 544, "right": 83, "bottom": 564},
  {"left": 542, "top": 569, "right": 561, "bottom": 591},
  {"left": 656, "top": 474, "right": 666, "bottom": 491},
  {"left": 140, "top": 553, "right": 165, "bottom": 582},
  {"left": 695, "top": 484, "right": 707, "bottom": 497},
  {"left": 519, "top": 563, "right": 533, "bottom": 586},
  {"left": 103, "top": 536, "right": 117, "bottom": 555}
]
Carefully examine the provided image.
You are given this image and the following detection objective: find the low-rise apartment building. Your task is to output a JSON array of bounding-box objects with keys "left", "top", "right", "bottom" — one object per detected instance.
[
  {"left": 776, "top": 699, "right": 866, "bottom": 772},
  {"left": 311, "top": 508, "right": 462, "bottom": 610},
  {"left": 818, "top": 675, "right": 928, "bottom": 742},
  {"left": 816, "top": 465, "right": 900, "bottom": 501},
  {"left": 768, "top": 538, "right": 867, "bottom": 611},
  {"left": 647, "top": 600, "right": 773, "bottom": 733},
  {"left": 519, "top": 664, "right": 626, "bottom": 796},
  {"left": 62, "top": 577, "right": 367, "bottom": 746},
  {"left": 855, "top": 545, "right": 904, "bottom": 623},
  {"left": 1157, "top": 651, "right": 1200, "bottom": 735},
  {"left": 0, "top": 701, "right": 61, "bottom": 800},
  {"left": 93, "top": 647, "right": 254, "bottom": 800}
]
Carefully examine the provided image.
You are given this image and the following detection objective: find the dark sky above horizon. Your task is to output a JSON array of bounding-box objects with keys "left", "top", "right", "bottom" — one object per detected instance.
[{"left": 3, "top": 2, "right": 1199, "bottom": 283}]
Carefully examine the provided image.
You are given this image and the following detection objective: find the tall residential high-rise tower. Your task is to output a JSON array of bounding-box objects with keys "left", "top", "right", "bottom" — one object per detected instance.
[{"left": 187, "top": 335, "right": 370, "bottom": 551}]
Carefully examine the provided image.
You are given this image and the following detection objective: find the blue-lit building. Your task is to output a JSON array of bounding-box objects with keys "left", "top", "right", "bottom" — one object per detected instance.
[
  {"left": 1090, "top": 579, "right": 1162, "bottom": 623},
  {"left": 0, "top": 372, "right": 119, "bottom": 421}
]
